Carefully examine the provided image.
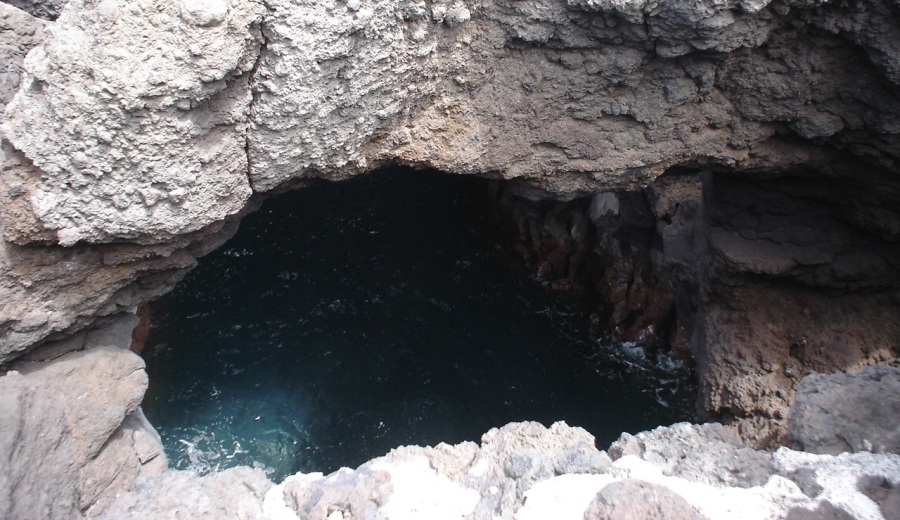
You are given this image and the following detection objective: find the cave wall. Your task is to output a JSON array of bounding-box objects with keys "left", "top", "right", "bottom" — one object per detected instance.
[
  {"left": 1, "top": 1, "right": 900, "bottom": 517},
  {"left": 492, "top": 169, "right": 900, "bottom": 446},
  {"left": 0, "top": 0, "right": 898, "bottom": 441},
  {"left": 4, "top": 0, "right": 900, "bottom": 249}
]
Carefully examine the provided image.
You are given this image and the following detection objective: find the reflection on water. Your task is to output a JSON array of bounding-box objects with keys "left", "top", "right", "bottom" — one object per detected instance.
[{"left": 141, "top": 169, "right": 696, "bottom": 482}]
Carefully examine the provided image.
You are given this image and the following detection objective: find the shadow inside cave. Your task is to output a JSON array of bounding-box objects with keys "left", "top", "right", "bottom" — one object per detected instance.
[{"left": 140, "top": 167, "right": 696, "bottom": 481}]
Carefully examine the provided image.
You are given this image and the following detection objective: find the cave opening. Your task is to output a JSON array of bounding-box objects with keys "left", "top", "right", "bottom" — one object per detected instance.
[{"left": 140, "top": 167, "right": 696, "bottom": 482}]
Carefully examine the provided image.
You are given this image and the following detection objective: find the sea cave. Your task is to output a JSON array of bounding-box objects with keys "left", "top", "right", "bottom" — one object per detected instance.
[{"left": 1, "top": 0, "right": 899, "bottom": 518}]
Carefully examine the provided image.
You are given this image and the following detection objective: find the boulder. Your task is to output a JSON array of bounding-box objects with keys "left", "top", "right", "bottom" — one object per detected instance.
[
  {"left": 610, "top": 422, "right": 776, "bottom": 488},
  {"left": 789, "top": 365, "right": 900, "bottom": 455},
  {"left": 0, "top": 341, "right": 164, "bottom": 519},
  {"left": 583, "top": 479, "right": 709, "bottom": 520},
  {"left": 1, "top": 0, "right": 68, "bottom": 21},
  {"left": 96, "top": 466, "right": 272, "bottom": 520}
]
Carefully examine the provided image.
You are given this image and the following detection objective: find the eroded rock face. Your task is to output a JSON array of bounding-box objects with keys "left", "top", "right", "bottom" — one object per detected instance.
[
  {"left": 2, "top": 0, "right": 900, "bottom": 248},
  {"left": 3, "top": 342, "right": 898, "bottom": 520},
  {"left": 1, "top": 0, "right": 263, "bottom": 246},
  {"left": 96, "top": 466, "right": 272, "bottom": 520},
  {"left": 98, "top": 421, "right": 900, "bottom": 520},
  {"left": 0, "top": 193, "right": 246, "bottom": 362},
  {"left": 0, "top": 0, "right": 67, "bottom": 21},
  {"left": 0, "top": 0, "right": 897, "bottom": 369},
  {"left": 489, "top": 169, "right": 900, "bottom": 445},
  {"left": 0, "top": 316, "right": 166, "bottom": 519},
  {"left": 0, "top": 3, "right": 45, "bottom": 109},
  {"left": 789, "top": 365, "right": 900, "bottom": 456},
  {"left": 1, "top": 0, "right": 900, "bottom": 516},
  {"left": 583, "top": 480, "right": 710, "bottom": 520}
]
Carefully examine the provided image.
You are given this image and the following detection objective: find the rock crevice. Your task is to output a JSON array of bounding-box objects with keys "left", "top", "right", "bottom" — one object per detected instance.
[{"left": 1, "top": 0, "right": 899, "bottom": 517}]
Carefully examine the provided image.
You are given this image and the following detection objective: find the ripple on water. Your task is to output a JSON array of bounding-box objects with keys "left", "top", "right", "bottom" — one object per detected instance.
[{"left": 141, "top": 169, "right": 696, "bottom": 482}]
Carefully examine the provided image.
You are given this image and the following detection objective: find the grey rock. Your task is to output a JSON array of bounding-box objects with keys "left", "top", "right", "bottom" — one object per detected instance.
[
  {"left": 80, "top": 409, "right": 168, "bottom": 515},
  {"left": 789, "top": 365, "right": 900, "bottom": 455},
  {"left": 0, "top": 345, "right": 162, "bottom": 519},
  {"left": 5, "top": 417, "right": 886, "bottom": 520},
  {"left": 857, "top": 475, "right": 900, "bottom": 520},
  {"left": 265, "top": 421, "right": 608, "bottom": 520},
  {"left": 12, "top": 346, "right": 147, "bottom": 461},
  {"left": 98, "top": 466, "right": 272, "bottom": 520},
  {"left": 83, "top": 312, "right": 140, "bottom": 350},
  {"left": 609, "top": 422, "right": 777, "bottom": 488},
  {"left": 461, "top": 421, "right": 612, "bottom": 518},
  {"left": 1, "top": 0, "right": 264, "bottom": 246},
  {"left": 3, "top": 0, "right": 900, "bottom": 250},
  {"left": 0, "top": 3, "right": 45, "bottom": 110},
  {"left": 0, "top": 199, "right": 244, "bottom": 363},
  {"left": 775, "top": 448, "right": 900, "bottom": 520},
  {"left": 0, "top": 0, "right": 67, "bottom": 21},
  {"left": 283, "top": 466, "right": 393, "bottom": 520},
  {"left": 0, "top": 0, "right": 898, "bottom": 516},
  {"left": 784, "top": 501, "right": 856, "bottom": 520},
  {"left": 0, "top": 0, "right": 899, "bottom": 365},
  {"left": 584, "top": 479, "right": 709, "bottom": 520}
]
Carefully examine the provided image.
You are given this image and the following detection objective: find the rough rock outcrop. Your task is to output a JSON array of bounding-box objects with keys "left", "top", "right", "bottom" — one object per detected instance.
[
  {"left": 96, "top": 466, "right": 272, "bottom": 520},
  {"left": 3, "top": 0, "right": 900, "bottom": 251},
  {"left": 1, "top": 0, "right": 900, "bottom": 516},
  {"left": 1, "top": 0, "right": 263, "bottom": 246},
  {"left": 492, "top": 167, "right": 900, "bottom": 445},
  {"left": 0, "top": 0, "right": 897, "bottom": 399},
  {"left": 3, "top": 342, "right": 898, "bottom": 519},
  {"left": 789, "top": 365, "right": 900, "bottom": 456},
  {"left": 0, "top": 3, "right": 45, "bottom": 110},
  {"left": 0, "top": 0, "right": 67, "bottom": 21},
  {"left": 101, "top": 421, "right": 900, "bottom": 520},
  {"left": 0, "top": 315, "right": 166, "bottom": 519},
  {"left": 583, "top": 480, "right": 709, "bottom": 520},
  {"left": 0, "top": 198, "right": 245, "bottom": 362},
  {"left": 609, "top": 422, "right": 777, "bottom": 488}
]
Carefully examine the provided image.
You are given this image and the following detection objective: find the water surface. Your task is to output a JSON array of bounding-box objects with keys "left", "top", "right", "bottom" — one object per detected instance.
[{"left": 142, "top": 169, "right": 695, "bottom": 481}]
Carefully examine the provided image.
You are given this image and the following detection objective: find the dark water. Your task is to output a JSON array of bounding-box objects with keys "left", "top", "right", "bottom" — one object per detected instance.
[{"left": 142, "top": 169, "right": 695, "bottom": 482}]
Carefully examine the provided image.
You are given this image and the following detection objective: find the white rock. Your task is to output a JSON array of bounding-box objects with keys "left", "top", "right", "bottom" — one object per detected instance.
[{"left": 181, "top": 0, "right": 229, "bottom": 27}]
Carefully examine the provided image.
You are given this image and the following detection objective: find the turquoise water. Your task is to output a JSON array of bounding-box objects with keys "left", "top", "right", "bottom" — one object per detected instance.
[{"left": 141, "top": 169, "right": 695, "bottom": 482}]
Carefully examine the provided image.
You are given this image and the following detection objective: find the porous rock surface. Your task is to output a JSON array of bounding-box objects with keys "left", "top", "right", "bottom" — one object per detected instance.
[
  {"left": 0, "top": 0, "right": 67, "bottom": 21},
  {"left": 97, "top": 421, "right": 900, "bottom": 520},
  {"left": 0, "top": 2, "right": 45, "bottom": 109},
  {"left": 4, "top": 0, "right": 900, "bottom": 249},
  {"left": 2, "top": 0, "right": 263, "bottom": 246},
  {"left": 1, "top": 0, "right": 900, "bottom": 517},
  {"left": 0, "top": 315, "right": 166, "bottom": 519},
  {"left": 0, "top": 0, "right": 896, "bottom": 417},
  {"left": 789, "top": 365, "right": 900, "bottom": 456},
  {"left": 4, "top": 329, "right": 899, "bottom": 520},
  {"left": 97, "top": 466, "right": 273, "bottom": 520}
]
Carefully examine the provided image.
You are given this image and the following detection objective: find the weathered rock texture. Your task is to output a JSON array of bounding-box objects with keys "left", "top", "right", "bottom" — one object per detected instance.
[
  {"left": 2, "top": 0, "right": 263, "bottom": 246},
  {"left": 4, "top": 351, "right": 898, "bottom": 519},
  {"left": 0, "top": 193, "right": 246, "bottom": 361},
  {"left": 3, "top": 0, "right": 900, "bottom": 249},
  {"left": 0, "top": 316, "right": 166, "bottom": 519},
  {"left": 790, "top": 365, "right": 900, "bottom": 456},
  {"left": 98, "top": 421, "right": 900, "bottom": 520},
  {"left": 491, "top": 168, "right": 900, "bottom": 445},
  {"left": 1, "top": 0, "right": 900, "bottom": 516},
  {"left": 97, "top": 466, "right": 272, "bottom": 520},
  {"left": 0, "top": 0, "right": 897, "bottom": 367},
  {"left": 0, "top": 3, "right": 45, "bottom": 109},
  {"left": 0, "top": 0, "right": 67, "bottom": 21}
]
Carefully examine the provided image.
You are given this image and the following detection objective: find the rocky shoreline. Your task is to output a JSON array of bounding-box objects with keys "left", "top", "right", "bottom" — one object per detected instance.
[
  {"left": 2, "top": 0, "right": 900, "bottom": 517},
  {"left": 1, "top": 315, "right": 897, "bottom": 519}
]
